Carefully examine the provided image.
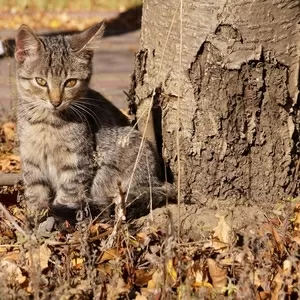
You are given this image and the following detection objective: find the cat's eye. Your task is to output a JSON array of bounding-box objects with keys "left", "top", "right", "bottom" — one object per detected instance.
[
  {"left": 35, "top": 77, "right": 47, "bottom": 87},
  {"left": 64, "top": 79, "right": 77, "bottom": 88}
]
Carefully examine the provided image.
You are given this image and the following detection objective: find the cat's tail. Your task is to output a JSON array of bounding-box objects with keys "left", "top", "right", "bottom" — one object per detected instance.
[{"left": 125, "top": 182, "right": 177, "bottom": 219}]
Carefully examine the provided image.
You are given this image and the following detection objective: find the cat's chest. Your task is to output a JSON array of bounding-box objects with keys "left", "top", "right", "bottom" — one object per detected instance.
[
  {"left": 22, "top": 123, "right": 64, "bottom": 154},
  {"left": 20, "top": 122, "right": 83, "bottom": 171}
]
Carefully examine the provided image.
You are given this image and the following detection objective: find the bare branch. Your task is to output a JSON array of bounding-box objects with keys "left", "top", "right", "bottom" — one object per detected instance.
[{"left": 0, "top": 173, "right": 23, "bottom": 186}]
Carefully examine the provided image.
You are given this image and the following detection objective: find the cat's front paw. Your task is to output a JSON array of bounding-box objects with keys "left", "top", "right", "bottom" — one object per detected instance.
[
  {"left": 25, "top": 199, "right": 50, "bottom": 227},
  {"left": 51, "top": 198, "right": 91, "bottom": 224},
  {"left": 24, "top": 187, "right": 50, "bottom": 225}
]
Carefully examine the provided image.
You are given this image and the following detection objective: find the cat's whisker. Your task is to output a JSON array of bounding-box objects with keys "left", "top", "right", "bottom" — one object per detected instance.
[
  {"left": 70, "top": 106, "right": 93, "bottom": 134},
  {"left": 72, "top": 102, "right": 102, "bottom": 128},
  {"left": 76, "top": 103, "right": 112, "bottom": 125},
  {"left": 78, "top": 98, "right": 112, "bottom": 114},
  {"left": 18, "top": 103, "right": 40, "bottom": 114},
  {"left": 69, "top": 106, "right": 84, "bottom": 123},
  {"left": 71, "top": 103, "right": 97, "bottom": 133}
]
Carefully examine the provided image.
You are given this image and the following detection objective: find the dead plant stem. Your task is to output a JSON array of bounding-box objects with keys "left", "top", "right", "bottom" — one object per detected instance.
[
  {"left": 176, "top": 0, "right": 183, "bottom": 242},
  {"left": 0, "top": 202, "right": 29, "bottom": 237}
]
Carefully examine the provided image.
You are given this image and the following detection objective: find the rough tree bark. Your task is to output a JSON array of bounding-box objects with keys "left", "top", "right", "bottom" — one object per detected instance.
[{"left": 129, "top": 0, "right": 300, "bottom": 207}]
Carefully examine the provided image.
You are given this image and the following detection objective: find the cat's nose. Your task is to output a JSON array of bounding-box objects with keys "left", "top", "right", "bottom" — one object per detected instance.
[
  {"left": 50, "top": 89, "right": 62, "bottom": 107},
  {"left": 51, "top": 100, "right": 62, "bottom": 107}
]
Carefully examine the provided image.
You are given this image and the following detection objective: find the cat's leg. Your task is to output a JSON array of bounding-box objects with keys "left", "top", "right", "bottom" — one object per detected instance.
[
  {"left": 91, "top": 166, "right": 176, "bottom": 220},
  {"left": 90, "top": 166, "right": 121, "bottom": 220},
  {"left": 51, "top": 167, "right": 93, "bottom": 220},
  {"left": 22, "top": 163, "right": 52, "bottom": 218}
]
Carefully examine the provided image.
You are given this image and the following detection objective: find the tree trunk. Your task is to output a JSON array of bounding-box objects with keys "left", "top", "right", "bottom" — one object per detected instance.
[{"left": 129, "top": 0, "right": 300, "bottom": 206}]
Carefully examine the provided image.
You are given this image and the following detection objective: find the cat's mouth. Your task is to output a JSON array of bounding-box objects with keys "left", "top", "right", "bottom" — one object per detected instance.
[{"left": 48, "top": 101, "right": 69, "bottom": 113}]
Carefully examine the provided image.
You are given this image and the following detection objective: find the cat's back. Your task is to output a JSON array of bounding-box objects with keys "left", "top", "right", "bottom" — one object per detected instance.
[{"left": 84, "top": 89, "right": 130, "bottom": 129}]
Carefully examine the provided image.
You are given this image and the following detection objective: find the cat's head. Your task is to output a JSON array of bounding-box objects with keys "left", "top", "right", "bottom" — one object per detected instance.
[{"left": 15, "top": 23, "right": 104, "bottom": 113}]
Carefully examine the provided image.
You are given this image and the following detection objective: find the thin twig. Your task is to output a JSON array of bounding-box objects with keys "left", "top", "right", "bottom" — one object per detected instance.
[
  {"left": 177, "top": 0, "right": 183, "bottom": 242},
  {"left": 0, "top": 202, "right": 29, "bottom": 237},
  {"left": 146, "top": 155, "right": 153, "bottom": 221},
  {"left": 0, "top": 244, "right": 22, "bottom": 248}
]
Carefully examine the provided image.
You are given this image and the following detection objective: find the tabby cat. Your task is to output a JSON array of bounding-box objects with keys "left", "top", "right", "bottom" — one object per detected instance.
[{"left": 15, "top": 23, "right": 174, "bottom": 222}]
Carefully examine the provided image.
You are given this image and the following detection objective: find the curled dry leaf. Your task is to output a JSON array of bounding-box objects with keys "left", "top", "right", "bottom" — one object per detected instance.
[
  {"left": 213, "top": 214, "right": 234, "bottom": 244},
  {"left": 250, "top": 268, "right": 270, "bottom": 290},
  {"left": 97, "top": 263, "right": 113, "bottom": 276},
  {"left": 206, "top": 258, "right": 227, "bottom": 292},
  {"left": 269, "top": 224, "right": 285, "bottom": 254}
]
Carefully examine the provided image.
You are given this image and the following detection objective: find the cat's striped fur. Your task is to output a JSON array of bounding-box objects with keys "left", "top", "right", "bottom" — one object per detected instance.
[{"left": 15, "top": 23, "right": 175, "bottom": 221}]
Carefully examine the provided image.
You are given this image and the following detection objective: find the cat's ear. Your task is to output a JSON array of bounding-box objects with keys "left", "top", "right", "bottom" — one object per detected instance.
[
  {"left": 68, "top": 22, "right": 105, "bottom": 53},
  {"left": 15, "top": 24, "right": 43, "bottom": 63}
]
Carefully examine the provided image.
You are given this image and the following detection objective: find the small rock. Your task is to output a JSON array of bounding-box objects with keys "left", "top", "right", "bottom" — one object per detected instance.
[{"left": 38, "top": 217, "right": 55, "bottom": 235}]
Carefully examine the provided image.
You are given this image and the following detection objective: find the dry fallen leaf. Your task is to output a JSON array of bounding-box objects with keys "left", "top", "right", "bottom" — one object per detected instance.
[
  {"left": 293, "top": 204, "right": 300, "bottom": 231},
  {"left": 204, "top": 214, "right": 235, "bottom": 252},
  {"left": 166, "top": 259, "right": 177, "bottom": 285},
  {"left": 0, "top": 249, "right": 20, "bottom": 262},
  {"left": 135, "top": 268, "right": 155, "bottom": 286},
  {"left": 206, "top": 258, "right": 227, "bottom": 292},
  {"left": 135, "top": 293, "right": 147, "bottom": 300},
  {"left": 72, "top": 257, "right": 85, "bottom": 269},
  {"left": 0, "top": 220, "right": 15, "bottom": 239},
  {"left": 272, "top": 226, "right": 285, "bottom": 254},
  {"left": 97, "top": 263, "right": 113, "bottom": 276},
  {"left": 98, "top": 248, "right": 120, "bottom": 264},
  {"left": 213, "top": 214, "right": 233, "bottom": 244},
  {"left": 2, "top": 122, "right": 16, "bottom": 142},
  {"left": 272, "top": 269, "right": 283, "bottom": 300},
  {"left": 26, "top": 243, "right": 51, "bottom": 271},
  {"left": 147, "top": 270, "right": 163, "bottom": 290}
]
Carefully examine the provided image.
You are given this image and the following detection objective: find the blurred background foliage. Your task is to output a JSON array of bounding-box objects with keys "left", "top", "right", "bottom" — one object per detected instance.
[
  {"left": 0, "top": 0, "right": 142, "bottom": 11},
  {"left": 0, "top": 0, "right": 143, "bottom": 30}
]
